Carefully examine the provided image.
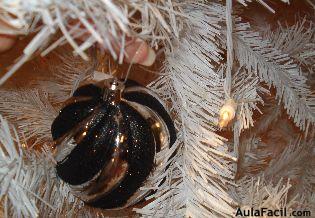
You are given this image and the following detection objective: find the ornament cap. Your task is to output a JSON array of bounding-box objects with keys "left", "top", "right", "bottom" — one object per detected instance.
[{"left": 103, "top": 78, "right": 125, "bottom": 105}]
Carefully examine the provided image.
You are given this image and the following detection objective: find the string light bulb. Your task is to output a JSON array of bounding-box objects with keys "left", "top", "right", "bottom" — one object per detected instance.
[{"left": 218, "top": 98, "right": 237, "bottom": 128}]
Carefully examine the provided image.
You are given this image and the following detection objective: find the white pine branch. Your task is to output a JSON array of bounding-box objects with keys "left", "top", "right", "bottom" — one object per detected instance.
[
  {"left": 263, "top": 138, "right": 315, "bottom": 196},
  {"left": 237, "top": 95, "right": 283, "bottom": 176},
  {"left": 135, "top": 143, "right": 186, "bottom": 217},
  {"left": 264, "top": 138, "right": 304, "bottom": 179},
  {"left": 236, "top": 0, "right": 290, "bottom": 14},
  {"left": 234, "top": 19, "right": 315, "bottom": 132},
  {"left": 0, "top": 115, "right": 88, "bottom": 217},
  {"left": 266, "top": 19, "right": 314, "bottom": 58},
  {"left": 0, "top": 0, "right": 188, "bottom": 85},
  {"left": 230, "top": 67, "right": 268, "bottom": 136},
  {"left": 34, "top": 52, "right": 96, "bottom": 104},
  {"left": 140, "top": 3, "right": 238, "bottom": 217},
  {"left": 251, "top": 95, "right": 282, "bottom": 134},
  {"left": 236, "top": 176, "right": 298, "bottom": 212},
  {"left": 0, "top": 116, "right": 37, "bottom": 217},
  {"left": 238, "top": 136, "right": 273, "bottom": 176},
  {"left": 238, "top": 122, "right": 315, "bottom": 208},
  {"left": 307, "top": 0, "right": 315, "bottom": 9},
  {"left": 237, "top": 116, "right": 300, "bottom": 177},
  {"left": 265, "top": 19, "right": 315, "bottom": 76},
  {"left": 130, "top": 136, "right": 180, "bottom": 210},
  {"left": 215, "top": 65, "right": 268, "bottom": 157},
  {"left": 0, "top": 115, "right": 51, "bottom": 217},
  {"left": 0, "top": 89, "right": 57, "bottom": 145}
]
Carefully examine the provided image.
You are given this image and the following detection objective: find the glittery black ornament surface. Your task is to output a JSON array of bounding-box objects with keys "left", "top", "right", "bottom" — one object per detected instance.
[{"left": 51, "top": 79, "right": 176, "bottom": 209}]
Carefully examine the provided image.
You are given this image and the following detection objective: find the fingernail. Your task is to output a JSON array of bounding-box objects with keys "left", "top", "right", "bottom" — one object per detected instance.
[
  {"left": 140, "top": 46, "right": 156, "bottom": 66},
  {"left": 125, "top": 39, "right": 156, "bottom": 66}
]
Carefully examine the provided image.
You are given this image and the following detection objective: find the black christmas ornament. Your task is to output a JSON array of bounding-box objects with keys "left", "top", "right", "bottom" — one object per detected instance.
[{"left": 51, "top": 78, "right": 176, "bottom": 209}]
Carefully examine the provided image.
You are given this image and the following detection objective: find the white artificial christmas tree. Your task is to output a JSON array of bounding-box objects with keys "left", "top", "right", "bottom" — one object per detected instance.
[{"left": 0, "top": 0, "right": 314, "bottom": 217}]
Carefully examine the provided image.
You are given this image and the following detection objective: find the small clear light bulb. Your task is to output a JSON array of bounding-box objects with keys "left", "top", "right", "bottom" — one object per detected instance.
[{"left": 218, "top": 99, "right": 236, "bottom": 128}]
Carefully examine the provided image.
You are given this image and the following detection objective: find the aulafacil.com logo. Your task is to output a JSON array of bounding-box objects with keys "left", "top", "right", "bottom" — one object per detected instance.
[{"left": 235, "top": 207, "right": 311, "bottom": 217}]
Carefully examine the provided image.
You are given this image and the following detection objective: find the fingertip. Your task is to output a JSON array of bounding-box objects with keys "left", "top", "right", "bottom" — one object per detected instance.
[
  {"left": 124, "top": 39, "right": 156, "bottom": 66},
  {"left": 0, "top": 34, "right": 17, "bottom": 53},
  {"left": 140, "top": 46, "right": 156, "bottom": 66}
]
